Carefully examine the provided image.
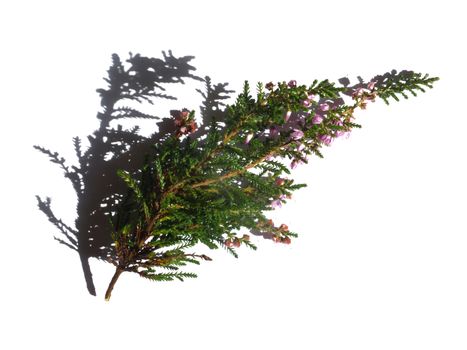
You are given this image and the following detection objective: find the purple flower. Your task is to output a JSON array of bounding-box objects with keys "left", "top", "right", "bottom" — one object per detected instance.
[
  {"left": 333, "top": 120, "right": 345, "bottom": 137},
  {"left": 290, "top": 129, "right": 304, "bottom": 140},
  {"left": 271, "top": 199, "right": 282, "bottom": 208},
  {"left": 290, "top": 159, "right": 303, "bottom": 169},
  {"left": 352, "top": 87, "right": 364, "bottom": 99},
  {"left": 311, "top": 114, "right": 324, "bottom": 125},
  {"left": 319, "top": 134, "right": 333, "bottom": 145},
  {"left": 307, "top": 93, "right": 315, "bottom": 100},
  {"left": 302, "top": 100, "right": 311, "bottom": 108},
  {"left": 284, "top": 110, "right": 292, "bottom": 122},
  {"left": 333, "top": 120, "right": 344, "bottom": 126},
  {"left": 367, "top": 81, "right": 376, "bottom": 90},
  {"left": 290, "top": 157, "right": 307, "bottom": 169},
  {"left": 288, "top": 80, "right": 297, "bottom": 88},
  {"left": 245, "top": 133, "right": 254, "bottom": 144},
  {"left": 269, "top": 125, "right": 279, "bottom": 138},
  {"left": 319, "top": 103, "right": 330, "bottom": 111}
]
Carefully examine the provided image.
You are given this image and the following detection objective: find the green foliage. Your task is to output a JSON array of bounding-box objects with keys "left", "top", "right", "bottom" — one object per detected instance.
[
  {"left": 374, "top": 70, "right": 439, "bottom": 104},
  {"left": 309, "top": 79, "right": 344, "bottom": 98},
  {"left": 142, "top": 271, "right": 198, "bottom": 282},
  {"left": 105, "top": 60, "right": 437, "bottom": 300},
  {"left": 105, "top": 57, "right": 437, "bottom": 300}
]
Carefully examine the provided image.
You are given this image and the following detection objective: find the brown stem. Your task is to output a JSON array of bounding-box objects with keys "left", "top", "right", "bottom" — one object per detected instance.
[
  {"left": 105, "top": 267, "right": 124, "bottom": 301},
  {"left": 191, "top": 142, "right": 290, "bottom": 189}
]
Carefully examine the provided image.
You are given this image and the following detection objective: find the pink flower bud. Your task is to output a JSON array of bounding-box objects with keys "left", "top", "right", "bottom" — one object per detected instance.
[
  {"left": 269, "top": 126, "right": 279, "bottom": 137},
  {"left": 319, "top": 103, "right": 330, "bottom": 111},
  {"left": 311, "top": 114, "right": 324, "bottom": 125},
  {"left": 297, "top": 143, "right": 305, "bottom": 152},
  {"left": 352, "top": 87, "right": 364, "bottom": 99},
  {"left": 290, "top": 129, "right": 304, "bottom": 140},
  {"left": 319, "top": 134, "right": 333, "bottom": 145},
  {"left": 284, "top": 110, "right": 292, "bottom": 122},
  {"left": 291, "top": 157, "right": 306, "bottom": 168},
  {"left": 225, "top": 239, "right": 234, "bottom": 247},
  {"left": 282, "top": 237, "right": 291, "bottom": 245},
  {"left": 307, "top": 93, "right": 315, "bottom": 100},
  {"left": 288, "top": 80, "right": 297, "bottom": 88},
  {"left": 367, "top": 81, "right": 376, "bottom": 90},
  {"left": 275, "top": 178, "right": 285, "bottom": 186},
  {"left": 245, "top": 133, "right": 254, "bottom": 144},
  {"left": 271, "top": 199, "right": 282, "bottom": 208},
  {"left": 333, "top": 120, "right": 343, "bottom": 126},
  {"left": 302, "top": 100, "right": 311, "bottom": 108}
]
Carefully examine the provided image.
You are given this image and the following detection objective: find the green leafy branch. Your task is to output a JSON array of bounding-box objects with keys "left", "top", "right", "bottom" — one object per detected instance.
[{"left": 101, "top": 67, "right": 437, "bottom": 301}]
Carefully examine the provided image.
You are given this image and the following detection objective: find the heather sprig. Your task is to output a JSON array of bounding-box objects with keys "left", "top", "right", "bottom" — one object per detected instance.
[
  {"left": 104, "top": 63, "right": 437, "bottom": 300},
  {"left": 34, "top": 51, "right": 438, "bottom": 300}
]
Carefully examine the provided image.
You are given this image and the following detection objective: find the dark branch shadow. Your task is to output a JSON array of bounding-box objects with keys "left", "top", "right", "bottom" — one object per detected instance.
[{"left": 34, "top": 50, "right": 234, "bottom": 296}]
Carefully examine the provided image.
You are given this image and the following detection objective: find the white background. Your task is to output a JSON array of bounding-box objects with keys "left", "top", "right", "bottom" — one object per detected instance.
[{"left": 1, "top": 1, "right": 466, "bottom": 349}]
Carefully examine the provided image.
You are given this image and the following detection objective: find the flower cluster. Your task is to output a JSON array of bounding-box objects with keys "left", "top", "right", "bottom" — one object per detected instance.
[
  {"left": 351, "top": 80, "right": 377, "bottom": 109},
  {"left": 171, "top": 108, "right": 198, "bottom": 138},
  {"left": 258, "top": 80, "right": 359, "bottom": 170},
  {"left": 270, "top": 177, "right": 292, "bottom": 208},
  {"left": 271, "top": 224, "right": 291, "bottom": 244},
  {"left": 224, "top": 234, "right": 250, "bottom": 248},
  {"left": 255, "top": 219, "right": 293, "bottom": 245}
]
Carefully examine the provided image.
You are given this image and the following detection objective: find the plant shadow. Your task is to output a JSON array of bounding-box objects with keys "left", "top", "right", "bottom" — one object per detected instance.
[{"left": 34, "top": 50, "right": 234, "bottom": 296}]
